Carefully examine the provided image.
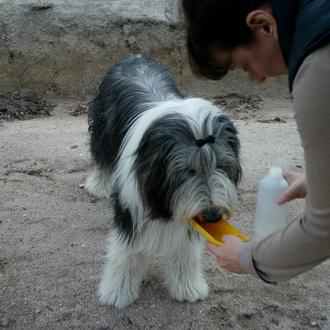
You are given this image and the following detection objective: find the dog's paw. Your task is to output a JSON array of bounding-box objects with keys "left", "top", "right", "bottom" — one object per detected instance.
[
  {"left": 167, "top": 276, "right": 209, "bottom": 303},
  {"left": 98, "top": 279, "right": 140, "bottom": 309}
]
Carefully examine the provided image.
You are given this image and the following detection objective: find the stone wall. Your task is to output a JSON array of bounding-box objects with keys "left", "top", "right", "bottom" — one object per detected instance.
[{"left": 0, "top": 0, "right": 288, "bottom": 99}]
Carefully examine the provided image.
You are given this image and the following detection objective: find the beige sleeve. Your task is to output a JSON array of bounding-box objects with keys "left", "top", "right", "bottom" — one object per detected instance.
[{"left": 238, "top": 44, "right": 330, "bottom": 283}]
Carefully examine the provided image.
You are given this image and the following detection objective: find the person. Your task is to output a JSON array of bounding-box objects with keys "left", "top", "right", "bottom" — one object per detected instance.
[{"left": 181, "top": 0, "right": 330, "bottom": 283}]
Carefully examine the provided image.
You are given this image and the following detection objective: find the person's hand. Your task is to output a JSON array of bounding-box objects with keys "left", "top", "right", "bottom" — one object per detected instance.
[
  {"left": 205, "top": 236, "right": 247, "bottom": 274},
  {"left": 277, "top": 170, "right": 307, "bottom": 205}
]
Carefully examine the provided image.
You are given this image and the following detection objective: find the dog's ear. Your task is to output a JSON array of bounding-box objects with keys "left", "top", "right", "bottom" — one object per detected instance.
[
  {"left": 212, "top": 115, "right": 240, "bottom": 156},
  {"left": 134, "top": 128, "right": 175, "bottom": 220},
  {"left": 212, "top": 115, "right": 241, "bottom": 185}
]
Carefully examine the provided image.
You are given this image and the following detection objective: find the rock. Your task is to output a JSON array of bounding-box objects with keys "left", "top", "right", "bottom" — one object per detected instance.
[
  {"left": 12, "top": 89, "right": 40, "bottom": 103},
  {"left": 0, "top": 0, "right": 289, "bottom": 99},
  {"left": 30, "top": 3, "right": 54, "bottom": 11},
  {"left": 1, "top": 104, "right": 17, "bottom": 115},
  {"left": 1, "top": 318, "right": 10, "bottom": 327}
]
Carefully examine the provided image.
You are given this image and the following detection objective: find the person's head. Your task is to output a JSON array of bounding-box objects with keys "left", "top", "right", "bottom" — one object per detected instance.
[{"left": 182, "top": 0, "right": 287, "bottom": 82}]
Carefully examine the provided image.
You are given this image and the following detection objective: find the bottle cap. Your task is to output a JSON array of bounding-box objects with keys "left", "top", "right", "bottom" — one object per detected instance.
[{"left": 269, "top": 167, "right": 283, "bottom": 179}]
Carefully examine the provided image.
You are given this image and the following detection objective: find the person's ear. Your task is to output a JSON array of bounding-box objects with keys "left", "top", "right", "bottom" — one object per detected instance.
[{"left": 246, "top": 10, "right": 277, "bottom": 38}]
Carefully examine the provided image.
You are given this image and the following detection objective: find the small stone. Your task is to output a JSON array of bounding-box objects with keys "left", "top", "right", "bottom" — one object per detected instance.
[
  {"left": 30, "top": 3, "right": 54, "bottom": 11},
  {"left": 71, "top": 144, "right": 79, "bottom": 149},
  {"left": 3, "top": 105, "right": 17, "bottom": 115},
  {"left": 310, "top": 321, "right": 318, "bottom": 327},
  {"left": 242, "top": 313, "right": 252, "bottom": 320},
  {"left": 21, "top": 101, "right": 39, "bottom": 114},
  {"left": 1, "top": 318, "right": 10, "bottom": 327},
  {"left": 79, "top": 184, "right": 84, "bottom": 189}
]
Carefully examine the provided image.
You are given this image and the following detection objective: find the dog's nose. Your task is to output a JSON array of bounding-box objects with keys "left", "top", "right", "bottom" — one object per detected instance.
[{"left": 201, "top": 208, "right": 222, "bottom": 223}]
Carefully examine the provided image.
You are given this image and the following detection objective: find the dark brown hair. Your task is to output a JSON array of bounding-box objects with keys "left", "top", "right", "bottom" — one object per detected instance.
[{"left": 182, "top": 0, "right": 270, "bottom": 79}]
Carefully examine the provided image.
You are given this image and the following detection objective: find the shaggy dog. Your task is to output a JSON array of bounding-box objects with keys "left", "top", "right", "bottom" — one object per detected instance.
[{"left": 85, "top": 54, "right": 241, "bottom": 309}]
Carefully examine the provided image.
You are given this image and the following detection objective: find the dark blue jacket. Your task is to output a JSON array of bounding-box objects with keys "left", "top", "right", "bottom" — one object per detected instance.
[{"left": 270, "top": 0, "right": 330, "bottom": 91}]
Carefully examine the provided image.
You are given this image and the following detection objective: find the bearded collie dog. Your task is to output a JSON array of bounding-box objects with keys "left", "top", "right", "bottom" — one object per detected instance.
[{"left": 85, "top": 54, "right": 241, "bottom": 308}]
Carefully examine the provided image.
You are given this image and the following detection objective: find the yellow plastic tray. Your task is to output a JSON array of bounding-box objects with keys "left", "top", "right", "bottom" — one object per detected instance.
[{"left": 190, "top": 218, "right": 249, "bottom": 246}]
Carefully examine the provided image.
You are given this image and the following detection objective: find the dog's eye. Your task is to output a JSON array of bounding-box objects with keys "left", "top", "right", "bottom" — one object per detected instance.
[
  {"left": 216, "top": 162, "right": 223, "bottom": 170},
  {"left": 186, "top": 168, "right": 196, "bottom": 177}
]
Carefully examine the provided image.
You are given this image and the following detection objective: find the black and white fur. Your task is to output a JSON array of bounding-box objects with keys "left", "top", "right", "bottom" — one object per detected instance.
[{"left": 86, "top": 54, "right": 241, "bottom": 309}]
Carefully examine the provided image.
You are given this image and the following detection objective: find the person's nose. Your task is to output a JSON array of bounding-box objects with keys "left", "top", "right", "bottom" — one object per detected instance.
[
  {"left": 252, "top": 74, "right": 265, "bottom": 83},
  {"left": 248, "top": 69, "right": 265, "bottom": 83}
]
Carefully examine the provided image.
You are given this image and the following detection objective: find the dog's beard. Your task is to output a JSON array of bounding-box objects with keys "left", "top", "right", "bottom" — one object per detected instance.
[{"left": 171, "top": 171, "right": 238, "bottom": 223}]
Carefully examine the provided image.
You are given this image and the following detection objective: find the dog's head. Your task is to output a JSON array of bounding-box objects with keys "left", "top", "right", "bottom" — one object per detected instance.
[{"left": 133, "top": 98, "right": 241, "bottom": 223}]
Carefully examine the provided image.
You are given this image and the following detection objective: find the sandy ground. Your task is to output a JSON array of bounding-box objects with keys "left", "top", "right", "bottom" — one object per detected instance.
[{"left": 0, "top": 98, "right": 329, "bottom": 330}]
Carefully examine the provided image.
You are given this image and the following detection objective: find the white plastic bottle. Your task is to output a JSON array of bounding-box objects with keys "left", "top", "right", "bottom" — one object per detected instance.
[{"left": 254, "top": 167, "right": 289, "bottom": 240}]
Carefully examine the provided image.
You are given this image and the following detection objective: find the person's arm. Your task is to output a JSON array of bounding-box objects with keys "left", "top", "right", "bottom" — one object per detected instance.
[
  {"left": 238, "top": 45, "right": 330, "bottom": 282},
  {"left": 206, "top": 170, "right": 309, "bottom": 280}
]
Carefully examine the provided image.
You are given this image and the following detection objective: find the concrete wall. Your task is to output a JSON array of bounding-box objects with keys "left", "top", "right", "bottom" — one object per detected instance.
[{"left": 0, "top": 0, "right": 289, "bottom": 99}]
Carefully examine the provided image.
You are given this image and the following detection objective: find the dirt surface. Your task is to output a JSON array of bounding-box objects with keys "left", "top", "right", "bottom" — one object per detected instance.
[{"left": 1, "top": 97, "right": 329, "bottom": 330}]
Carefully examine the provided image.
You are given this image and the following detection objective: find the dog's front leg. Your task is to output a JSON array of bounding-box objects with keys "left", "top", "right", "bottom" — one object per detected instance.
[
  {"left": 98, "top": 232, "right": 146, "bottom": 309},
  {"left": 164, "top": 233, "right": 208, "bottom": 302}
]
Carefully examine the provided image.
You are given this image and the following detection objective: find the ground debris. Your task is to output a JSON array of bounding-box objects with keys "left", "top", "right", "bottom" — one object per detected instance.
[
  {"left": 257, "top": 116, "right": 287, "bottom": 123},
  {"left": 212, "top": 93, "right": 263, "bottom": 120},
  {"left": 30, "top": 2, "right": 54, "bottom": 11},
  {"left": 0, "top": 89, "right": 54, "bottom": 121},
  {"left": 68, "top": 103, "right": 88, "bottom": 116}
]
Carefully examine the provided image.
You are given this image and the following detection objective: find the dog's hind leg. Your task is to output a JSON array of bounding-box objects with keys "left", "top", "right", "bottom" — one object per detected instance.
[
  {"left": 98, "top": 231, "right": 147, "bottom": 309},
  {"left": 85, "top": 166, "right": 112, "bottom": 198},
  {"left": 164, "top": 232, "right": 208, "bottom": 302}
]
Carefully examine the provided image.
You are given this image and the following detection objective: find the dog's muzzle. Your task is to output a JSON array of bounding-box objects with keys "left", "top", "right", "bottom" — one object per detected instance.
[{"left": 200, "top": 207, "right": 222, "bottom": 223}]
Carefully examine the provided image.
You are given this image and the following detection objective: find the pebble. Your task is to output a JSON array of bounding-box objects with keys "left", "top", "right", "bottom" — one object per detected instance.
[
  {"left": 1, "top": 318, "right": 10, "bottom": 327},
  {"left": 70, "top": 144, "right": 79, "bottom": 149}
]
